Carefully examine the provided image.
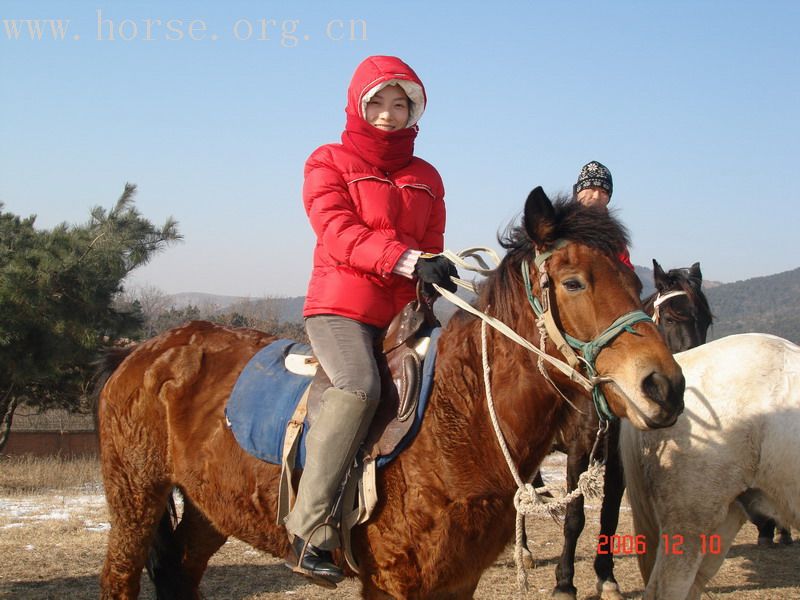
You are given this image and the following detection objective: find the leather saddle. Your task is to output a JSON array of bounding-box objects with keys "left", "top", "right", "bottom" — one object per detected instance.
[{"left": 287, "top": 293, "right": 438, "bottom": 460}]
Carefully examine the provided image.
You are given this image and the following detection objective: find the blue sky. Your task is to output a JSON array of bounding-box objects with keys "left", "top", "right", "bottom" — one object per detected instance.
[{"left": 2, "top": 1, "right": 798, "bottom": 297}]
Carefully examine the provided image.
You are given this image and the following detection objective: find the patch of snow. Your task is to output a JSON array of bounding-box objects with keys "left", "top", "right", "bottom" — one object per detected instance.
[
  {"left": 1, "top": 493, "right": 108, "bottom": 532},
  {"left": 31, "top": 510, "right": 70, "bottom": 521}
]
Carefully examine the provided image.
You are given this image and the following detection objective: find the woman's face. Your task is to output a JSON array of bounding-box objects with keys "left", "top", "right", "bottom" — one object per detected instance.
[
  {"left": 365, "top": 85, "right": 410, "bottom": 131},
  {"left": 577, "top": 186, "right": 611, "bottom": 209}
]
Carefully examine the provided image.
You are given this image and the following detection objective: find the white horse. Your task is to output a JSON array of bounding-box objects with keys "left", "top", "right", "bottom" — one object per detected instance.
[{"left": 620, "top": 333, "right": 800, "bottom": 600}]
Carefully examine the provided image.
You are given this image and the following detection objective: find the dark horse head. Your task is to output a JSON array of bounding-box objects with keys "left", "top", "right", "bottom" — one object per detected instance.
[{"left": 643, "top": 260, "right": 713, "bottom": 353}]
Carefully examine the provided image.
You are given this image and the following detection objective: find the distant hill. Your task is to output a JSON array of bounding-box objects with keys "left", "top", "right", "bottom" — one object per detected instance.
[
  {"left": 635, "top": 266, "right": 657, "bottom": 298},
  {"left": 168, "top": 292, "right": 305, "bottom": 323},
  {"left": 705, "top": 267, "right": 800, "bottom": 343},
  {"left": 168, "top": 292, "right": 244, "bottom": 310},
  {"left": 167, "top": 265, "right": 800, "bottom": 344},
  {"left": 637, "top": 264, "right": 800, "bottom": 344}
]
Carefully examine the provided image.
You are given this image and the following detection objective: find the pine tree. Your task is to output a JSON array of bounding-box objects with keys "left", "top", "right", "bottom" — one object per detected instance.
[{"left": 0, "top": 184, "right": 181, "bottom": 449}]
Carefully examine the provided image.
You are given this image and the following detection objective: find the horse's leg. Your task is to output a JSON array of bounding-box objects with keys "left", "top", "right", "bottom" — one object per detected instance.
[
  {"left": 760, "top": 518, "right": 777, "bottom": 544},
  {"left": 101, "top": 473, "right": 172, "bottom": 600},
  {"left": 173, "top": 493, "right": 228, "bottom": 592},
  {"left": 779, "top": 527, "right": 793, "bottom": 545},
  {"left": 642, "top": 532, "right": 703, "bottom": 600},
  {"left": 593, "top": 425, "right": 624, "bottom": 600},
  {"left": 553, "top": 448, "right": 590, "bottom": 600},
  {"left": 750, "top": 509, "right": 777, "bottom": 545},
  {"left": 690, "top": 503, "right": 747, "bottom": 599},
  {"left": 747, "top": 503, "right": 792, "bottom": 545},
  {"left": 759, "top": 521, "right": 794, "bottom": 546}
]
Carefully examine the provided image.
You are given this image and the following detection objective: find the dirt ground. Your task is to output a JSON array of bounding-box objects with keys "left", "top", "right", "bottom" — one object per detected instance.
[{"left": 1, "top": 459, "right": 799, "bottom": 599}]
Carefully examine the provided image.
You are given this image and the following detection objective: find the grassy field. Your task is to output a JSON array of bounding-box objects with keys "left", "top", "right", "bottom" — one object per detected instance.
[
  {"left": 1, "top": 455, "right": 799, "bottom": 599},
  {"left": 0, "top": 454, "right": 101, "bottom": 495}
]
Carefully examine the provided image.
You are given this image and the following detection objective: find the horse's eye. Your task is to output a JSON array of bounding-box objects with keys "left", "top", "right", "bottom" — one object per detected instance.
[
  {"left": 664, "top": 317, "right": 675, "bottom": 325},
  {"left": 562, "top": 278, "right": 585, "bottom": 292}
]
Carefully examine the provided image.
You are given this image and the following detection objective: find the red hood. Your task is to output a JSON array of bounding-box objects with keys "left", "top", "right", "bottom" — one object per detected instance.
[
  {"left": 345, "top": 55, "right": 427, "bottom": 126},
  {"left": 341, "top": 56, "right": 426, "bottom": 173}
]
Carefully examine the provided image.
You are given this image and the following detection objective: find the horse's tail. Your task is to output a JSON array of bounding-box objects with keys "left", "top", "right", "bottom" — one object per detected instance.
[
  {"left": 145, "top": 490, "right": 193, "bottom": 599},
  {"left": 91, "top": 345, "right": 136, "bottom": 431},
  {"left": 619, "top": 421, "right": 659, "bottom": 584}
]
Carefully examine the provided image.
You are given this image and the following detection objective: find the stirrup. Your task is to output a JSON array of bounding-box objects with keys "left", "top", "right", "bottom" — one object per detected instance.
[
  {"left": 285, "top": 523, "right": 344, "bottom": 589},
  {"left": 285, "top": 536, "right": 342, "bottom": 589}
]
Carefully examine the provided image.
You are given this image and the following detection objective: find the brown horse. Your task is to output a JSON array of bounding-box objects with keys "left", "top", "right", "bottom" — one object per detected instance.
[{"left": 97, "top": 188, "right": 684, "bottom": 600}]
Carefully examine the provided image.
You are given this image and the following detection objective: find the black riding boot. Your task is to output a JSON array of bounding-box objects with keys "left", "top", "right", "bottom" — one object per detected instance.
[{"left": 285, "top": 535, "right": 344, "bottom": 587}]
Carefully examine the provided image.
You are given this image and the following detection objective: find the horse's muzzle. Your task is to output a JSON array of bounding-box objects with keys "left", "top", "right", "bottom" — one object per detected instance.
[{"left": 640, "top": 370, "right": 685, "bottom": 428}]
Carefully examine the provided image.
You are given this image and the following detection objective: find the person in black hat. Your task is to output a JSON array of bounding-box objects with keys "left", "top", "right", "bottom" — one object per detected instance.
[
  {"left": 574, "top": 160, "right": 613, "bottom": 209},
  {"left": 574, "top": 160, "right": 633, "bottom": 269}
]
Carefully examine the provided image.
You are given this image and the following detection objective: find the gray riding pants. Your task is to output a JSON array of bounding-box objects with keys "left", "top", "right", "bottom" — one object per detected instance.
[{"left": 283, "top": 315, "right": 381, "bottom": 549}]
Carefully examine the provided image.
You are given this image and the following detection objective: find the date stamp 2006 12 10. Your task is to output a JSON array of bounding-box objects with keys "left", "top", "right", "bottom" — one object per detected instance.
[{"left": 597, "top": 534, "right": 722, "bottom": 555}]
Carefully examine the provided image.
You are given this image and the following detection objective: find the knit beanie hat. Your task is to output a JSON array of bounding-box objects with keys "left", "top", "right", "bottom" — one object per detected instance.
[{"left": 575, "top": 161, "right": 613, "bottom": 197}]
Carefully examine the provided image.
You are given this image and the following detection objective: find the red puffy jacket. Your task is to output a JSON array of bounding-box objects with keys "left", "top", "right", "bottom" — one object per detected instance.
[{"left": 302, "top": 56, "right": 446, "bottom": 328}]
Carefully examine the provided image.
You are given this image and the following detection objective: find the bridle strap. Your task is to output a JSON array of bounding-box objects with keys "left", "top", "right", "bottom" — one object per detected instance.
[
  {"left": 430, "top": 245, "right": 654, "bottom": 421},
  {"left": 563, "top": 309, "right": 653, "bottom": 421},
  {"left": 523, "top": 246, "right": 581, "bottom": 370},
  {"left": 564, "top": 310, "right": 653, "bottom": 366},
  {"left": 651, "top": 290, "right": 688, "bottom": 324},
  {"left": 653, "top": 290, "right": 688, "bottom": 309},
  {"left": 523, "top": 244, "right": 652, "bottom": 422}
]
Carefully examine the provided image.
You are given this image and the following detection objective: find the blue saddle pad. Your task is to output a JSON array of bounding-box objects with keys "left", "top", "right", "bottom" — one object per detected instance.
[{"left": 225, "top": 328, "right": 441, "bottom": 469}]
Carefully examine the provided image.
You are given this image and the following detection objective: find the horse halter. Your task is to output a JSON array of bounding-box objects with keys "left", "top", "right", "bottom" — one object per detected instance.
[
  {"left": 651, "top": 290, "right": 689, "bottom": 324},
  {"left": 522, "top": 240, "right": 652, "bottom": 422}
]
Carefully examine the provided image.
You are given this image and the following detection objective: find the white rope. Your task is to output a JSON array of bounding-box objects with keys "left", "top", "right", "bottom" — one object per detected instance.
[
  {"left": 436, "top": 248, "right": 592, "bottom": 415},
  {"left": 435, "top": 281, "right": 596, "bottom": 390},
  {"left": 429, "top": 247, "right": 597, "bottom": 390},
  {"left": 432, "top": 247, "right": 643, "bottom": 403},
  {"left": 480, "top": 320, "right": 606, "bottom": 595},
  {"left": 440, "top": 246, "right": 501, "bottom": 275},
  {"left": 534, "top": 318, "right": 587, "bottom": 416}
]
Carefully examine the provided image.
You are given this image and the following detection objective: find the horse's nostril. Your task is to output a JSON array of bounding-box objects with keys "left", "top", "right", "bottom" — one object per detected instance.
[
  {"left": 642, "top": 372, "right": 670, "bottom": 404},
  {"left": 642, "top": 371, "right": 685, "bottom": 416}
]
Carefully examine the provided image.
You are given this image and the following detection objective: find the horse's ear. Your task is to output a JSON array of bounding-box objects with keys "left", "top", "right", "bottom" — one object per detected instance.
[
  {"left": 524, "top": 186, "right": 556, "bottom": 246},
  {"left": 689, "top": 262, "right": 703, "bottom": 282},
  {"left": 652, "top": 259, "right": 668, "bottom": 292}
]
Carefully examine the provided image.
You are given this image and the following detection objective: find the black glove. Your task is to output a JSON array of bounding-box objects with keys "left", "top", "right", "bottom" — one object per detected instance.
[{"left": 414, "top": 255, "right": 459, "bottom": 294}]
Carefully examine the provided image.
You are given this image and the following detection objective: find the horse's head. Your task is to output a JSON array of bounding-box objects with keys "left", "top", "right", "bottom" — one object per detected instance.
[
  {"left": 495, "top": 187, "right": 685, "bottom": 430},
  {"left": 644, "top": 260, "right": 713, "bottom": 353}
]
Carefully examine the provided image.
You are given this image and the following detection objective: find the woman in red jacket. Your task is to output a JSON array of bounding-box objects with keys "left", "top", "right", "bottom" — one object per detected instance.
[{"left": 284, "top": 55, "right": 457, "bottom": 585}]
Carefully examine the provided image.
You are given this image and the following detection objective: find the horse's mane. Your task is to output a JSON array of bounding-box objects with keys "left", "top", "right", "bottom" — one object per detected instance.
[{"left": 478, "top": 194, "right": 631, "bottom": 322}]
